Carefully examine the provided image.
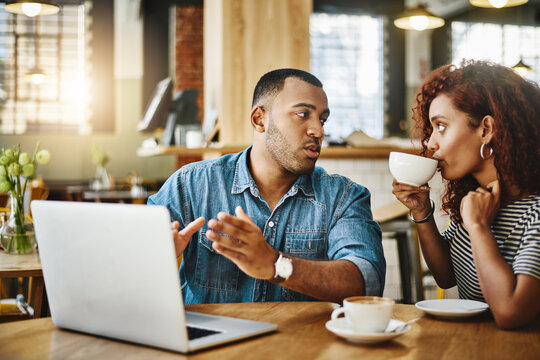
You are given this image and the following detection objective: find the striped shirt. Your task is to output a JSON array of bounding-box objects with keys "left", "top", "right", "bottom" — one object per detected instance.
[{"left": 442, "top": 193, "right": 540, "bottom": 301}]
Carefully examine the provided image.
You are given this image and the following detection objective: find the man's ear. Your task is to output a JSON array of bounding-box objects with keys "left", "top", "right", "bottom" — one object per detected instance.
[
  {"left": 251, "top": 106, "right": 266, "bottom": 133},
  {"left": 480, "top": 115, "right": 495, "bottom": 143}
]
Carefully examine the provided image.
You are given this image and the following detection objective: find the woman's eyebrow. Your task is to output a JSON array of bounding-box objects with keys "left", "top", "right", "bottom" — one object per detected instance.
[{"left": 430, "top": 114, "right": 447, "bottom": 123}]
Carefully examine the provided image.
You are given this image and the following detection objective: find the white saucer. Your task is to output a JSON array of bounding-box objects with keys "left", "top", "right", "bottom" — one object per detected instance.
[
  {"left": 415, "top": 299, "right": 489, "bottom": 319},
  {"left": 325, "top": 318, "right": 410, "bottom": 344}
]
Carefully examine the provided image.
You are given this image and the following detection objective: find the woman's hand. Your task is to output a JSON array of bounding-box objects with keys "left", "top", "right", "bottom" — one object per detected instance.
[
  {"left": 391, "top": 179, "right": 432, "bottom": 219},
  {"left": 460, "top": 180, "right": 501, "bottom": 232}
]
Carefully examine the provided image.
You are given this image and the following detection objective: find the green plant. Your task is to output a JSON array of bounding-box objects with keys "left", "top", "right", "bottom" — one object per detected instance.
[
  {"left": 91, "top": 144, "right": 110, "bottom": 168},
  {"left": 0, "top": 143, "right": 50, "bottom": 253}
]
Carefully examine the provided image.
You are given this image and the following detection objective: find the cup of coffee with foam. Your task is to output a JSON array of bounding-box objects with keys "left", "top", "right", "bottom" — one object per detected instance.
[{"left": 331, "top": 296, "right": 394, "bottom": 333}]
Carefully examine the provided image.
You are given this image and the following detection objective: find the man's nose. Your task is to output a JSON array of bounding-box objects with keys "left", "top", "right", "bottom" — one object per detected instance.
[{"left": 307, "top": 119, "right": 324, "bottom": 139}]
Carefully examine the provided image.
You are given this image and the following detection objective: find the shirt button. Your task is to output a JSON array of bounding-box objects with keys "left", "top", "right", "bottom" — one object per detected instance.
[{"left": 268, "top": 221, "right": 275, "bottom": 228}]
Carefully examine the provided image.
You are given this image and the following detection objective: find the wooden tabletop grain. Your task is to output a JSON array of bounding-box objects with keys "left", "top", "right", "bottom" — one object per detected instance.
[{"left": 0, "top": 302, "right": 539, "bottom": 359}]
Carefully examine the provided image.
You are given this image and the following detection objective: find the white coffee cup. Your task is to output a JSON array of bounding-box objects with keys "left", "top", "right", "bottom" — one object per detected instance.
[
  {"left": 331, "top": 296, "right": 394, "bottom": 333},
  {"left": 185, "top": 130, "right": 203, "bottom": 148},
  {"left": 389, "top": 151, "right": 438, "bottom": 187}
]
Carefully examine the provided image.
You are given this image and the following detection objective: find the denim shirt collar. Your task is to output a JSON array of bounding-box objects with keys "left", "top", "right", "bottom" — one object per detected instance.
[{"left": 232, "top": 146, "right": 315, "bottom": 199}]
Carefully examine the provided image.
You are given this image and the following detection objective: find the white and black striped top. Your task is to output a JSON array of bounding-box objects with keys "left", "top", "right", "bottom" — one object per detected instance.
[{"left": 442, "top": 193, "right": 540, "bottom": 301}]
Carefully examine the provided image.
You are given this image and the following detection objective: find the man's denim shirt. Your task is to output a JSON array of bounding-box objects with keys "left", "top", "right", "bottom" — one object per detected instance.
[{"left": 148, "top": 147, "right": 385, "bottom": 304}]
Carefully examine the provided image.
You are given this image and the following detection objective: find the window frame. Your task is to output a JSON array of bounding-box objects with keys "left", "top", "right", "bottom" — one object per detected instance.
[{"left": 0, "top": 0, "right": 114, "bottom": 135}]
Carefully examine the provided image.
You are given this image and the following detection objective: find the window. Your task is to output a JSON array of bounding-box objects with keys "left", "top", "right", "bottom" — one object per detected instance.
[
  {"left": 452, "top": 21, "right": 539, "bottom": 84},
  {"left": 0, "top": 3, "right": 90, "bottom": 134},
  {"left": 310, "top": 13, "right": 385, "bottom": 140}
]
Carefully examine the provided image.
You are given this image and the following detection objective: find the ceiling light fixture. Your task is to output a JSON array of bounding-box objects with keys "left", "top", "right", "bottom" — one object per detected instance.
[
  {"left": 25, "top": 67, "right": 46, "bottom": 84},
  {"left": 5, "top": 1, "right": 60, "bottom": 17},
  {"left": 512, "top": 58, "right": 532, "bottom": 77},
  {"left": 394, "top": 4, "right": 445, "bottom": 31},
  {"left": 469, "top": 0, "right": 528, "bottom": 8}
]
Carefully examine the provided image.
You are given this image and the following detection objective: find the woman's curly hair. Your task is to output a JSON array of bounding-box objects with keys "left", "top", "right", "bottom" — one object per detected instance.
[{"left": 412, "top": 60, "right": 540, "bottom": 223}]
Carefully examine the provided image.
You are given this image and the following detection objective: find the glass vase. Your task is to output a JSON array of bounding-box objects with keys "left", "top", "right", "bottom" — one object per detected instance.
[
  {"left": 0, "top": 193, "right": 36, "bottom": 254},
  {"left": 91, "top": 165, "right": 110, "bottom": 191}
]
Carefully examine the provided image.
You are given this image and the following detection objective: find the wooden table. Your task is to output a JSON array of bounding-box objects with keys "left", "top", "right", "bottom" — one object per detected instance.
[
  {"left": 0, "top": 250, "right": 46, "bottom": 319},
  {"left": 82, "top": 190, "right": 154, "bottom": 204},
  {"left": 65, "top": 185, "right": 154, "bottom": 204},
  {"left": 0, "top": 302, "right": 539, "bottom": 359}
]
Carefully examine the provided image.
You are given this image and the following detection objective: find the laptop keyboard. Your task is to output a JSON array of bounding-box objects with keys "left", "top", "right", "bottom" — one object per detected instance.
[{"left": 187, "top": 325, "right": 222, "bottom": 340}]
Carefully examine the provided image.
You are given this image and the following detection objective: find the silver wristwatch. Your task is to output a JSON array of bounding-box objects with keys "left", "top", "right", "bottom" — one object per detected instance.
[{"left": 273, "top": 253, "right": 293, "bottom": 283}]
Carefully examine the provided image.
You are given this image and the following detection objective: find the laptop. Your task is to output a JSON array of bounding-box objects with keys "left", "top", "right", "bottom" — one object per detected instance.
[{"left": 31, "top": 200, "right": 277, "bottom": 353}]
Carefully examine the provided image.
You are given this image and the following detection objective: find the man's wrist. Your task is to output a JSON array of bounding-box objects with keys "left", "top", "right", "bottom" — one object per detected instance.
[{"left": 271, "top": 252, "right": 293, "bottom": 283}]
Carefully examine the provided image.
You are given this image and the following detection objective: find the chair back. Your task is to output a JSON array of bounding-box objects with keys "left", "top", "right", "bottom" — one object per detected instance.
[
  {"left": 28, "top": 178, "right": 50, "bottom": 217},
  {"left": 0, "top": 193, "right": 8, "bottom": 208}
]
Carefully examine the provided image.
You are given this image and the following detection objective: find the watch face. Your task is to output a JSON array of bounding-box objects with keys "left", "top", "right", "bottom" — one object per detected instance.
[{"left": 277, "top": 256, "right": 293, "bottom": 278}]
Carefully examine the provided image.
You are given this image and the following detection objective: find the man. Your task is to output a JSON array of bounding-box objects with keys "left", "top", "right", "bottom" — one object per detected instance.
[{"left": 148, "top": 69, "right": 385, "bottom": 304}]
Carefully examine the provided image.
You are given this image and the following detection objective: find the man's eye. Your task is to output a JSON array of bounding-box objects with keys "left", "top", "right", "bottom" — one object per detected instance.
[
  {"left": 321, "top": 118, "right": 328, "bottom": 126},
  {"left": 296, "top": 112, "right": 308, "bottom": 118}
]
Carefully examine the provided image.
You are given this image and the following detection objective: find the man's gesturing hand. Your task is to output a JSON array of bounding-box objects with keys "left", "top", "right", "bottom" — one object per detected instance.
[
  {"left": 206, "top": 206, "right": 277, "bottom": 280},
  {"left": 172, "top": 217, "right": 205, "bottom": 258}
]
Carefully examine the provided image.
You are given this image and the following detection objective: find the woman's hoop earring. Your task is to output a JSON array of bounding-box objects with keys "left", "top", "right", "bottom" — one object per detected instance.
[{"left": 480, "top": 143, "right": 493, "bottom": 160}]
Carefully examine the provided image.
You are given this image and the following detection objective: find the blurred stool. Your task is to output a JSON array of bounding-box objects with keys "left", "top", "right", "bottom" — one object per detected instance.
[
  {"left": 374, "top": 201, "right": 424, "bottom": 304},
  {"left": 0, "top": 281, "right": 33, "bottom": 323},
  {"left": 0, "top": 249, "right": 46, "bottom": 323}
]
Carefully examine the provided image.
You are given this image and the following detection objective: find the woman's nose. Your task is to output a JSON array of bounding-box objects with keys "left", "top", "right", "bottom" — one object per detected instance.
[{"left": 427, "top": 135, "right": 437, "bottom": 151}]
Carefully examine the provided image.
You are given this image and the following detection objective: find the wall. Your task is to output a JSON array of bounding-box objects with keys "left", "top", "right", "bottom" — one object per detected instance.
[
  {"left": 175, "top": 6, "right": 204, "bottom": 122},
  {"left": 0, "top": 0, "right": 176, "bottom": 183},
  {"left": 205, "top": 0, "right": 312, "bottom": 146}
]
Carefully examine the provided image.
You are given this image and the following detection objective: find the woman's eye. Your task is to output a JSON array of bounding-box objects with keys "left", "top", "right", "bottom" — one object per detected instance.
[{"left": 437, "top": 123, "right": 446, "bottom": 133}]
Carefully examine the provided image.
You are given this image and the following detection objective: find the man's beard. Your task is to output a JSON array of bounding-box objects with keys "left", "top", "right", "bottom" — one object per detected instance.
[{"left": 265, "top": 116, "right": 318, "bottom": 175}]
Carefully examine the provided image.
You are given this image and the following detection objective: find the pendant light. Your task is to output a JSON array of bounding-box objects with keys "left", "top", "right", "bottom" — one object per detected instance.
[
  {"left": 512, "top": 58, "right": 532, "bottom": 77},
  {"left": 25, "top": 17, "right": 46, "bottom": 84},
  {"left": 469, "top": 0, "right": 528, "bottom": 8},
  {"left": 394, "top": 4, "right": 445, "bottom": 31},
  {"left": 25, "top": 67, "right": 46, "bottom": 84},
  {"left": 5, "top": 1, "right": 60, "bottom": 17}
]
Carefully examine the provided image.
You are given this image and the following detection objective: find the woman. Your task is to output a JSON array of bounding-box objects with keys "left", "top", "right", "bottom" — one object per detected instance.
[{"left": 392, "top": 60, "right": 540, "bottom": 329}]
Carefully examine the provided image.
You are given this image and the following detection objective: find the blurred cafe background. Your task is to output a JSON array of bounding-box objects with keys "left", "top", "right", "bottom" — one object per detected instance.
[{"left": 1, "top": 0, "right": 539, "bottom": 308}]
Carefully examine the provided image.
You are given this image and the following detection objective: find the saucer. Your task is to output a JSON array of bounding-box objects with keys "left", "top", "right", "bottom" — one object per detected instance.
[
  {"left": 325, "top": 318, "right": 410, "bottom": 344},
  {"left": 415, "top": 299, "right": 489, "bottom": 319}
]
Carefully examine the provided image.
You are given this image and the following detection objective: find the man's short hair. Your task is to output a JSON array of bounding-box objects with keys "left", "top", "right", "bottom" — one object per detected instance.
[{"left": 251, "top": 68, "right": 323, "bottom": 107}]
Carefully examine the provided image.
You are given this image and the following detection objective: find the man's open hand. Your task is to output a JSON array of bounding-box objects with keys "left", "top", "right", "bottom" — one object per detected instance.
[
  {"left": 172, "top": 217, "right": 205, "bottom": 257},
  {"left": 206, "top": 206, "right": 277, "bottom": 280}
]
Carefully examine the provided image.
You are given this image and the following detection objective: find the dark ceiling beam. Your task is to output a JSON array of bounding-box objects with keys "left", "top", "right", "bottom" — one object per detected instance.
[{"left": 313, "top": 0, "right": 404, "bottom": 15}]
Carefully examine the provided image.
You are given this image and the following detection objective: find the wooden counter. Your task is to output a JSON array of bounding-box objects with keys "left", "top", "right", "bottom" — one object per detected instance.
[{"left": 137, "top": 145, "right": 419, "bottom": 160}]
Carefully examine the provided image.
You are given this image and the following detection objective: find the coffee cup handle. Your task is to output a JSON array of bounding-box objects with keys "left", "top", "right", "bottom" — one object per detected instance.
[{"left": 331, "top": 307, "right": 346, "bottom": 321}]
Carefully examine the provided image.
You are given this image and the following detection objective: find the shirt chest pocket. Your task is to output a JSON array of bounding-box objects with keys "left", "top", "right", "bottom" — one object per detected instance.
[
  {"left": 284, "top": 198, "right": 327, "bottom": 259},
  {"left": 284, "top": 233, "right": 326, "bottom": 259},
  {"left": 194, "top": 230, "right": 240, "bottom": 292}
]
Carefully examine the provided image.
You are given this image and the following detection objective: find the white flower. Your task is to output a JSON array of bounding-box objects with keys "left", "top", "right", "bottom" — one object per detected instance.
[
  {"left": 19, "top": 152, "right": 31, "bottom": 166},
  {"left": 36, "top": 149, "right": 51, "bottom": 165}
]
